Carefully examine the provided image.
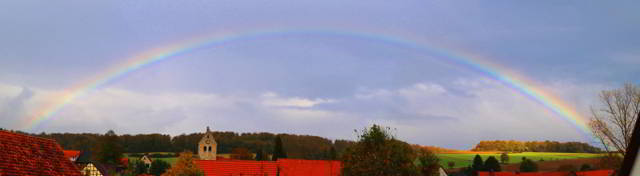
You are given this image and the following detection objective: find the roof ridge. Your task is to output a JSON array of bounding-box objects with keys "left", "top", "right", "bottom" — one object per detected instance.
[{"left": 0, "top": 130, "right": 58, "bottom": 142}]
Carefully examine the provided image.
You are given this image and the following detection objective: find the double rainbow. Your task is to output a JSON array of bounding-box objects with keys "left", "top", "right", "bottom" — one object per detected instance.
[{"left": 22, "top": 29, "right": 592, "bottom": 139}]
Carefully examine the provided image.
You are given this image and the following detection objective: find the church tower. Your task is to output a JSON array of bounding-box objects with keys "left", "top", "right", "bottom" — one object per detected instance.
[{"left": 198, "top": 126, "right": 217, "bottom": 160}]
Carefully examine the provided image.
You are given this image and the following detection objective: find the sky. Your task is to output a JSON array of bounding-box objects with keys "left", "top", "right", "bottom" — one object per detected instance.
[{"left": 0, "top": 0, "right": 638, "bottom": 149}]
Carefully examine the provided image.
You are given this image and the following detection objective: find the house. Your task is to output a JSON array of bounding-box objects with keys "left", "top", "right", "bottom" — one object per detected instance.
[
  {"left": 198, "top": 126, "right": 218, "bottom": 160},
  {"left": 76, "top": 163, "right": 107, "bottom": 176},
  {"left": 140, "top": 154, "right": 153, "bottom": 166},
  {"left": 74, "top": 151, "right": 109, "bottom": 176},
  {"left": 64, "top": 150, "right": 81, "bottom": 162},
  {"left": 437, "top": 166, "right": 449, "bottom": 176},
  {"left": 0, "top": 130, "right": 82, "bottom": 176}
]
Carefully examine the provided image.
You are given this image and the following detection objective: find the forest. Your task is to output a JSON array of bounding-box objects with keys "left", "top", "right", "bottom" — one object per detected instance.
[
  {"left": 471, "top": 140, "right": 602, "bottom": 153},
  {"left": 26, "top": 131, "right": 355, "bottom": 160}
]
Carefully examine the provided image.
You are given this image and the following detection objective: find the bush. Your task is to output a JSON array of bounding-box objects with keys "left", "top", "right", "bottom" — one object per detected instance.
[
  {"left": 447, "top": 161, "right": 455, "bottom": 169},
  {"left": 519, "top": 158, "right": 538, "bottom": 172},
  {"left": 596, "top": 155, "right": 623, "bottom": 170},
  {"left": 149, "top": 160, "right": 171, "bottom": 176},
  {"left": 580, "top": 164, "right": 592, "bottom": 171},
  {"left": 500, "top": 153, "right": 509, "bottom": 164}
]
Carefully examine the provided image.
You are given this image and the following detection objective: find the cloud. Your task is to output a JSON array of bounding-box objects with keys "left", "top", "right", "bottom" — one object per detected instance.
[
  {"left": 0, "top": 78, "right": 610, "bottom": 149},
  {"left": 261, "top": 92, "right": 336, "bottom": 108},
  {"left": 0, "top": 86, "right": 34, "bottom": 128}
]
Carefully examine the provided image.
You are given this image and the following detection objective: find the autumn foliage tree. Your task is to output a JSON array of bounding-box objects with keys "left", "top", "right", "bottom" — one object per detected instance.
[
  {"left": 416, "top": 148, "right": 440, "bottom": 176},
  {"left": 162, "top": 152, "right": 203, "bottom": 176},
  {"left": 341, "top": 124, "right": 419, "bottom": 176}
]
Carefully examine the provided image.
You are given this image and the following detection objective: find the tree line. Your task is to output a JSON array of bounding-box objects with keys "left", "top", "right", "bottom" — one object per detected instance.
[
  {"left": 471, "top": 140, "right": 602, "bottom": 153},
  {"left": 27, "top": 130, "right": 354, "bottom": 160}
]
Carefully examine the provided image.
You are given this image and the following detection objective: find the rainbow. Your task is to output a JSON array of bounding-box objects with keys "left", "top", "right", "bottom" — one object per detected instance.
[{"left": 23, "top": 29, "right": 592, "bottom": 139}]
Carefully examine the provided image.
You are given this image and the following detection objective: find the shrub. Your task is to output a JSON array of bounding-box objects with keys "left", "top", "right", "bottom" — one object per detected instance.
[
  {"left": 519, "top": 158, "right": 538, "bottom": 172},
  {"left": 580, "top": 164, "right": 593, "bottom": 171}
]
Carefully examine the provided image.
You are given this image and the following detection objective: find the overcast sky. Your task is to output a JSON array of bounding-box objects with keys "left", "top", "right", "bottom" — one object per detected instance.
[{"left": 0, "top": 0, "right": 638, "bottom": 149}]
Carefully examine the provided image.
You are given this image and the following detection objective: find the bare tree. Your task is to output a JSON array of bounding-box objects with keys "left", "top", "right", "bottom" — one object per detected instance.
[{"left": 590, "top": 83, "right": 640, "bottom": 156}]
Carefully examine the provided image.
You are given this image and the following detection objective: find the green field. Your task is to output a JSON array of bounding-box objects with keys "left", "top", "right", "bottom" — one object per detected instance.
[
  {"left": 126, "top": 152, "right": 603, "bottom": 168},
  {"left": 125, "top": 152, "right": 234, "bottom": 166},
  {"left": 435, "top": 152, "right": 604, "bottom": 168}
]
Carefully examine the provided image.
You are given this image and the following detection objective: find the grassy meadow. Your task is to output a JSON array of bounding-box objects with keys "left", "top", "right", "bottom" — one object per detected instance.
[
  {"left": 125, "top": 153, "right": 233, "bottom": 166},
  {"left": 436, "top": 152, "right": 604, "bottom": 169},
  {"left": 127, "top": 152, "right": 603, "bottom": 169}
]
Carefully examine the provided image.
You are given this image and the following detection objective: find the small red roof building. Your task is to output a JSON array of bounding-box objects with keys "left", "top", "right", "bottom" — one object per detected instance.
[
  {"left": 0, "top": 130, "right": 82, "bottom": 176},
  {"left": 63, "top": 150, "right": 81, "bottom": 162}
]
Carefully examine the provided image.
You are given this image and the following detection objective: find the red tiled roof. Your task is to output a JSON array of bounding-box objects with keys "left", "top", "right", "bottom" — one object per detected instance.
[
  {"left": 576, "top": 170, "right": 614, "bottom": 176},
  {"left": 0, "top": 130, "right": 82, "bottom": 176},
  {"left": 478, "top": 171, "right": 517, "bottom": 176},
  {"left": 195, "top": 160, "right": 278, "bottom": 176},
  {"left": 120, "top": 157, "right": 129, "bottom": 166},
  {"left": 278, "top": 159, "right": 341, "bottom": 176},
  {"left": 63, "top": 150, "right": 81, "bottom": 160},
  {"left": 478, "top": 170, "right": 614, "bottom": 176}
]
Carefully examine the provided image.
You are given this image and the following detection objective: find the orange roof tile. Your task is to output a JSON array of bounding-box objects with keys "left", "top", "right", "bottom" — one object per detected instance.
[{"left": 0, "top": 130, "right": 82, "bottom": 176}]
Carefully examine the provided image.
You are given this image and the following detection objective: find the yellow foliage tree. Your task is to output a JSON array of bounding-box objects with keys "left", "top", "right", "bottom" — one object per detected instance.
[{"left": 162, "top": 152, "right": 203, "bottom": 176}]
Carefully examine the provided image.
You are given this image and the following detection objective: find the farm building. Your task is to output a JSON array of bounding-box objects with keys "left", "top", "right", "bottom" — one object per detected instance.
[
  {"left": 140, "top": 154, "right": 153, "bottom": 166},
  {"left": 64, "top": 150, "right": 81, "bottom": 162},
  {"left": 193, "top": 127, "right": 343, "bottom": 176},
  {"left": 0, "top": 130, "right": 82, "bottom": 176},
  {"left": 74, "top": 151, "right": 110, "bottom": 176}
]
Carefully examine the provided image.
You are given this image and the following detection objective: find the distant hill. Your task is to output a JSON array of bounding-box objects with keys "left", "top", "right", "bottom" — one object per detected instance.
[{"left": 471, "top": 140, "right": 602, "bottom": 153}]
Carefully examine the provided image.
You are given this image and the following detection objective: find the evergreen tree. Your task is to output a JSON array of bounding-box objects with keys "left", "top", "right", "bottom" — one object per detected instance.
[
  {"left": 484, "top": 156, "right": 501, "bottom": 172},
  {"left": 255, "top": 149, "right": 264, "bottom": 161},
  {"left": 472, "top": 154, "right": 485, "bottom": 173},
  {"left": 328, "top": 146, "right": 337, "bottom": 160},
  {"left": 272, "top": 135, "right": 287, "bottom": 161}
]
